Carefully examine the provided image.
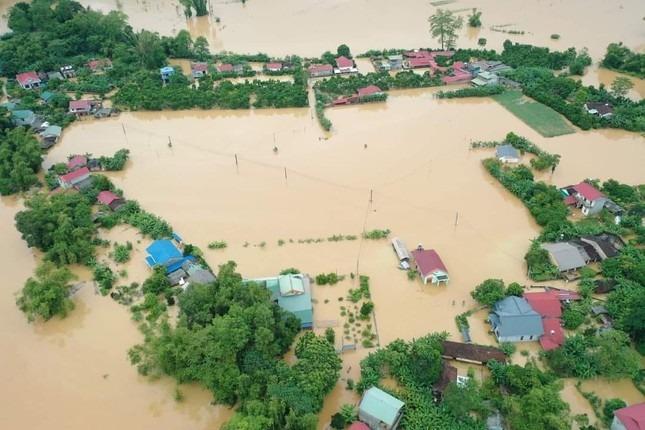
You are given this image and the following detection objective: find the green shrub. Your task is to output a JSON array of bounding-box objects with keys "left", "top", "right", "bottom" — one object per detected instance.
[{"left": 207, "top": 240, "right": 227, "bottom": 249}]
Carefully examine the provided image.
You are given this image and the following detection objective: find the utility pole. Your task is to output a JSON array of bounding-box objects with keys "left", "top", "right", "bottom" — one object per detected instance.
[{"left": 454, "top": 211, "right": 459, "bottom": 228}]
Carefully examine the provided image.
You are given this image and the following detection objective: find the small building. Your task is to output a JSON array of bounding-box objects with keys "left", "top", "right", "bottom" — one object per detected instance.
[
  {"left": 489, "top": 296, "right": 544, "bottom": 343},
  {"left": 60, "top": 65, "right": 75, "bottom": 78},
  {"left": 358, "top": 387, "right": 405, "bottom": 430},
  {"left": 67, "top": 155, "right": 88, "bottom": 171},
  {"left": 571, "top": 182, "right": 607, "bottom": 216},
  {"left": 335, "top": 56, "right": 355, "bottom": 73},
  {"left": 611, "top": 402, "right": 645, "bottom": 430},
  {"left": 87, "top": 58, "right": 112, "bottom": 73},
  {"left": 471, "top": 70, "right": 499, "bottom": 87},
  {"left": 40, "top": 125, "right": 62, "bottom": 149},
  {"left": 388, "top": 54, "right": 403, "bottom": 70},
  {"left": 391, "top": 237, "right": 411, "bottom": 270},
  {"left": 248, "top": 274, "right": 313, "bottom": 328},
  {"left": 191, "top": 62, "right": 208, "bottom": 78},
  {"left": 145, "top": 239, "right": 194, "bottom": 273},
  {"left": 47, "top": 71, "right": 64, "bottom": 81},
  {"left": 58, "top": 166, "right": 90, "bottom": 189},
  {"left": 411, "top": 246, "right": 449, "bottom": 285},
  {"left": 348, "top": 423, "right": 371, "bottom": 430},
  {"left": 94, "top": 107, "right": 116, "bottom": 118},
  {"left": 266, "top": 62, "right": 283, "bottom": 72},
  {"left": 580, "top": 233, "right": 625, "bottom": 260},
  {"left": 495, "top": 144, "right": 520, "bottom": 163},
  {"left": 524, "top": 291, "right": 565, "bottom": 351},
  {"left": 442, "top": 62, "right": 472, "bottom": 84},
  {"left": 407, "top": 56, "right": 433, "bottom": 69},
  {"left": 87, "top": 158, "right": 102, "bottom": 171},
  {"left": 357, "top": 85, "right": 383, "bottom": 99},
  {"left": 97, "top": 190, "right": 125, "bottom": 211},
  {"left": 16, "top": 71, "right": 41, "bottom": 90},
  {"left": 585, "top": 102, "right": 614, "bottom": 119},
  {"left": 40, "top": 91, "right": 56, "bottom": 104},
  {"left": 11, "top": 109, "right": 36, "bottom": 127},
  {"left": 541, "top": 242, "right": 587, "bottom": 273},
  {"left": 160, "top": 66, "right": 175, "bottom": 82},
  {"left": 594, "top": 279, "right": 617, "bottom": 294},
  {"left": 218, "top": 63, "right": 234, "bottom": 73},
  {"left": 69, "top": 99, "right": 99, "bottom": 116},
  {"left": 308, "top": 63, "right": 334, "bottom": 77}
]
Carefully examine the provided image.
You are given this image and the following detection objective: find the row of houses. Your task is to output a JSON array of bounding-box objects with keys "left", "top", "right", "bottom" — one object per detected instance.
[
  {"left": 15, "top": 59, "right": 112, "bottom": 90},
  {"left": 308, "top": 55, "right": 358, "bottom": 77},
  {"left": 488, "top": 288, "right": 581, "bottom": 350},
  {"left": 161, "top": 61, "right": 292, "bottom": 82},
  {"left": 541, "top": 233, "right": 625, "bottom": 275},
  {"left": 331, "top": 85, "right": 384, "bottom": 106}
]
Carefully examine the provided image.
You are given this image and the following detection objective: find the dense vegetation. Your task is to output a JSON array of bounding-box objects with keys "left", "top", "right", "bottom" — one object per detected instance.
[
  {"left": 0, "top": 127, "right": 43, "bottom": 195},
  {"left": 436, "top": 84, "right": 504, "bottom": 99},
  {"left": 130, "top": 262, "right": 341, "bottom": 429},
  {"left": 315, "top": 71, "right": 441, "bottom": 99},
  {"left": 602, "top": 42, "right": 645, "bottom": 78},
  {"left": 506, "top": 67, "right": 644, "bottom": 132},
  {"left": 470, "top": 278, "right": 523, "bottom": 306},
  {"left": 16, "top": 262, "right": 76, "bottom": 321}
]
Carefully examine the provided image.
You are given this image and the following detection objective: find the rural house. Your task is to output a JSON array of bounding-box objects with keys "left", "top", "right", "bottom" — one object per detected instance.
[
  {"left": 335, "top": 56, "right": 356, "bottom": 74},
  {"left": 40, "top": 125, "right": 62, "bottom": 149},
  {"left": 524, "top": 291, "right": 566, "bottom": 350},
  {"left": 541, "top": 242, "right": 587, "bottom": 273},
  {"left": 580, "top": 233, "right": 625, "bottom": 260},
  {"left": 160, "top": 66, "right": 175, "bottom": 82},
  {"left": 308, "top": 63, "right": 334, "bottom": 77},
  {"left": 471, "top": 70, "right": 499, "bottom": 87},
  {"left": 585, "top": 102, "right": 614, "bottom": 118},
  {"left": 388, "top": 54, "right": 403, "bottom": 70},
  {"left": 40, "top": 91, "right": 56, "bottom": 104},
  {"left": 190, "top": 62, "right": 208, "bottom": 78},
  {"left": 67, "top": 155, "right": 88, "bottom": 171},
  {"left": 411, "top": 246, "right": 449, "bottom": 285},
  {"left": 218, "top": 63, "right": 234, "bottom": 73},
  {"left": 97, "top": 190, "right": 125, "bottom": 211},
  {"left": 358, "top": 85, "right": 383, "bottom": 98},
  {"left": 16, "top": 71, "right": 41, "bottom": 89},
  {"left": 11, "top": 109, "right": 36, "bottom": 127},
  {"left": 69, "top": 100, "right": 99, "bottom": 116},
  {"left": 495, "top": 144, "right": 520, "bottom": 163},
  {"left": 58, "top": 167, "right": 91, "bottom": 189},
  {"left": 489, "top": 296, "right": 544, "bottom": 342},
  {"left": 358, "top": 387, "right": 405, "bottom": 430},
  {"left": 611, "top": 402, "right": 645, "bottom": 430},
  {"left": 60, "top": 65, "right": 75, "bottom": 78},
  {"left": 246, "top": 274, "right": 313, "bottom": 328},
  {"left": 441, "top": 340, "right": 506, "bottom": 365},
  {"left": 265, "top": 62, "right": 283, "bottom": 72},
  {"left": 571, "top": 182, "right": 608, "bottom": 216},
  {"left": 145, "top": 239, "right": 195, "bottom": 273}
]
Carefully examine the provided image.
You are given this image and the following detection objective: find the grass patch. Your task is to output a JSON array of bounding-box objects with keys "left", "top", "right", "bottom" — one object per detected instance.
[
  {"left": 492, "top": 90, "right": 575, "bottom": 137},
  {"left": 430, "top": 0, "right": 456, "bottom": 5}
]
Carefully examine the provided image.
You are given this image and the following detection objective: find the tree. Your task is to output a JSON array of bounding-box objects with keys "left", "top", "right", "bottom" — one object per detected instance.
[
  {"left": 324, "top": 327, "right": 336, "bottom": 345},
  {"left": 193, "top": 36, "right": 210, "bottom": 61},
  {"left": 131, "top": 30, "right": 166, "bottom": 69},
  {"left": 471, "top": 279, "right": 506, "bottom": 306},
  {"left": 468, "top": 9, "right": 482, "bottom": 28},
  {"left": 429, "top": 9, "right": 464, "bottom": 50},
  {"left": 336, "top": 44, "right": 351, "bottom": 58},
  {"left": 505, "top": 282, "right": 524, "bottom": 297},
  {"left": 610, "top": 76, "right": 633, "bottom": 98},
  {"left": 17, "top": 262, "right": 76, "bottom": 322},
  {"left": 603, "top": 398, "right": 626, "bottom": 424},
  {"left": 0, "top": 127, "right": 43, "bottom": 195}
]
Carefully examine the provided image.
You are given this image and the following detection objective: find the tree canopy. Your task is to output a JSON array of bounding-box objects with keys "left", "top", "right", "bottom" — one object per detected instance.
[
  {"left": 429, "top": 9, "right": 463, "bottom": 50},
  {"left": 17, "top": 261, "right": 76, "bottom": 321},
  {"left": 0, "top": 127, "right": 42, "bottom": 195}
]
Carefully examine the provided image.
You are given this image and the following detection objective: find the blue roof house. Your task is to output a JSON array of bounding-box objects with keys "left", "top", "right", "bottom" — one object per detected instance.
[
  {"left": 246, "top": 274, "right": 313, "bottom": 328},
  {"left": 145, "top": 239, "right": 194, "bottom": 273},
  {"left": 160, "top": 66, "right": 175, "bottom": 82},
  {"left": 359, "top": 387, "right": 405, "bottom": 430}
]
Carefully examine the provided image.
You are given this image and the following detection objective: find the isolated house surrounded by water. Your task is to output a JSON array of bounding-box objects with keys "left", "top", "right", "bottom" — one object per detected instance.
[
  {"left": 495, "top": 144, "right": 520, "bottom": 163},
  {"left": 585, "top": 102, "right": 614, "bottom": 118},
  {"left": 611, "top": 402, "right": 645, "bottom": 430},
  {"left": 247, "top": 274, "right": 313, "bottom": 328},
  {"left": 489, "top": 296, "right": 544, "bottom": 343},
  {"left": 145, "top": 239, "right": 195, "bottom": 273},
  {"left": 16, "top": 71, "right": 41, "bottom": 89},
  {"left": 359, "top": 387, "right": 404, "bottom": 430},
  {"left": 411, "top": 247, "right": 449, "bottom": 285}
]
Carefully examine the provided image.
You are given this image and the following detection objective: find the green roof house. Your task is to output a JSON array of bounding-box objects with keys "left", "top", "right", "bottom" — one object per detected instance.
[
  {"left": 11, "top": 109, "right": 36, "bottom": 126},
  {"left": 40, "top": 91, "right": 56, "bottom": 104},
  {"left": 247, "top": 274, "right": 313, "bottom": 328},
  {"left": 359, "top": 387, "right": 404, "bottom": 430}
]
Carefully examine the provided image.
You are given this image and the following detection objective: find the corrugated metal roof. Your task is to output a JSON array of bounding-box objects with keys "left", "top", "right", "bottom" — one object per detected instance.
[
  {"left": 359, "top": 387, "right": 404, "bottom": 426},
  {"left": 541, "top": 242, "right": 586, "bottom": 271}
]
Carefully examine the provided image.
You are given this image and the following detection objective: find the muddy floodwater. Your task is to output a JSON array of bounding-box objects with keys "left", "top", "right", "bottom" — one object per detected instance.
[{"left": 1, "top": 1, "right": 645, "bottom": 428}]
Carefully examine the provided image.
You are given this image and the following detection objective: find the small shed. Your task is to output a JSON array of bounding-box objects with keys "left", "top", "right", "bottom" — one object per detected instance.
[
  {"left": 391, "top": 237, "right": 411, "bottom": 269},
  {"left": 359, "top": 387, "right": 405, "bottom": 430}
]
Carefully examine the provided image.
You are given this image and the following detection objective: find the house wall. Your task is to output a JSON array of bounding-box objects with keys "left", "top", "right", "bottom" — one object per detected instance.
[
  {"left": 358, "top": 410, "right": 395, "bottom": 430},
  {"left": 610, "top": 416, "right": 627, "bottom": 430}
]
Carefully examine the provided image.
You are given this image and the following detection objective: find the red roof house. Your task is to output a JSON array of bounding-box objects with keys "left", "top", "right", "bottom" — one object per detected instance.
[
  {"left": 97, "top": 190, "right": 124, "bottom": 211},
  {"left": 408, "top": 57, "right": 434, "bottom": 68},
  {"left": 336, "top": 56, "right": 354, "bottom": 70},
  {"left": 266, "top": 62, "right": 283, "bottom": 72},
  {"left": 348, "top": 423, "right": 370, "bottom": 430},
  {"left": 441, "top": 62, "right": 472, "bottom": 84},
  {"left": 308, "top": 64, "right": 334, "bottom": 77},
  {"left": 572, "top": 182, "right": 608, "bottom": 216},
  {"left": 614, "top": 403, "right": 645, "bottom": 430},
  {"left": 574, "top": 182, "right": 604, "bottom": 201},
  {"left": 411, "top": 247, "right": 449, "bottom": 285},
  {"left": 191, "top": 62, "right": 208, "bottom": 78},
  {"left": 540, "top": 317, "right": 565, "bottom": 351},
  {"left": 16, "top": 71, "right": 41, "bottom": 89},
  {"left": 524, "top": 292, "right": 562, "bottom": 318},
  {"left": 357, "top": 85, "right": 382, "bottom": 98},
  {"left": 69, "top": 99, "right": 98, "bottom": 115},
  {"left": 218, "top": 63, "right": 234, "bottom": 73},
  {"left": 67, "top": 155, "right": 88, "bottom": 171},
  {"left": 59, "top": 167, "right": 90, "bottom": 188}
]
